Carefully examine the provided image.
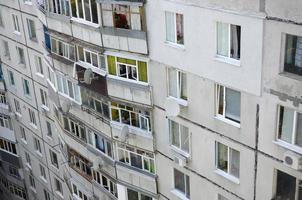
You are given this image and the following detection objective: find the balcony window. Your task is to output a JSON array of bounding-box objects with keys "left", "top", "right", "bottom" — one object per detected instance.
[
  {"left": 169, "top": 119, "right": 190, "bottom": 155},
  {"left": 56, "top": 73, "right": 81, "bottom": 103},
  {"left": 9, "top": 165, "right": 20, "bottom": 179},
  {"left": 275, "top": 170, "right": 301, "bottom": 200},
  {"left": 284, "top": 34, "right": 302, "bottom": 76},
  {"left": 110, "top": 102, "right": 151, "bottom": 132},
  {"left": 173, "top": 168, "right": 190, "bottom": 199},
  {"left": 0, "top": 92, "right": 6, "bottom": 104},
  {"left": 165, "top": 11, "right": 184, "bottom": 45},
  {"left": 87, "top": 130, "right": 113, "bottom": 158},
  {"left": 81, "top": 90, "right": 110, "bottom": 118},
  {"left": 51, "top": 38, "right": 75, "bottom": 60},
  {"left": 168, "top": 67, "right": 187, "bottom": 101},
  {"left": 70, "top": 0, "right": 98, "bottom": 24},
  {"left": 102, "top": 4, "right": 142, "bottom": 30},
  {"left": 0, "top": 178, "right": 26, "bottom": 199},
  {"left": 215, "top": 142, "right": 240, "bottom": 179},
  {"left": 69, "top": 148, "right": 92, "bottom": 178},
  {"left": 117, "top": 144, "right": 155, "bottom": 174},
  {"left": 63, "top": 117, "right": 86, "bottom": 142},
  {"left": 127, "top": 188, "right": 152, "bottom": 200},
  {"left": 77, "top": 46, "right": 105, "bottom": 70},
  {"left": 217, "top": 22, "right": 241, "bottom": 60},
  {"left": 278, "top": 105, "right": 302, "bottom": 148},
  {"left": 107, "top": 55, "right": 148, "bottom": 83},
  {"left": 0, "top": 115, "right": 11, "bottom": 129},
  {"left": 93, "top": 170, "right": 118, "bottom": 197},
  {"left": 72, "top": 183, "right": 88, "bottom": 200},
  {"left": 216, "top": 84, "right": 241, "bottom": 124},
  {"left": 48, "top": 0, "right": 70, "bottom": 16},
  {"left": 0, "top": 138, "right": 17, "bottom": 155}
]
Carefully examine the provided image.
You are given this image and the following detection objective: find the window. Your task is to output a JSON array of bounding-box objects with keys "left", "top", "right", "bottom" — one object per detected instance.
[
  {"left": 218, "top": 194, "right": 229, "bottom": 200},
  {"left": 16, "top": 47, "right": 26, "bottom": 65},
  {"left": 69, "top": 148, "right": 92, "bottom": 177},
  {"left": 28, "top": 108, "right": 36, "bottom": 126},
  {"left": 0, "top": 92, "right": 6, "bottom": 104},
  {"left": 44, "top": 189, "right": 51, "bottom": 200},
  {"left": 165, "top": 11, "right": 184, "bottom": 45},
  {"left": 3, "top": 40, "right": 10, "bottom": 59},
  {"left": 278, "top": 105, "right": 302, "bottom": 148},
  {"left": 70, "top": 0, "right": 98, "bottom": 24},
  {"left": 101, "top": 4, "right": 142, "bottom": 30},
  {"left": 46, "top": 121, "right": 52, "bottom": 137},
  {"left": 92, "top": 170, "right": 118, "bottom": 197},
  {"left": 9, "top": 166, "right": 20, "bottom": 178},
  {"left": 35, "top": 56, "right": 43, "bottom": 75},
  {"left": 14, "top": 99, "right": 21, "bottom": 114},
  {"left": 0, "top": 115, "right": 12, "bottom": 129},
  {"left": 63, "top": 117, "right": 86, "bottom": 141},
  {"left": 173, "top": 168, "right": 190, "bottom": 199},
  {"left": 48, "top": 0, "right": 70, "bottom": 16},
  {"left": 117, "top": 144, "right": 155, "bottom": 174},
  {"left": 50, "top": 150, "right": 59, "bottom": 168},
  {"left": 0, "top": 177, "right": 26, "bottom": 199},
  {"left": 217, "top": 22, "right": 241, "bottom": 60},
  {"left": 56, "top": 73, "right": 81, "bottom": 103},
  {"left": 54, "top": 178, "right": 63, "bottom": 195},
  {"left": 0, "top": 139, "right": 17, "bottom": 154},
  {"left": 169, "top": 120, "right": 190, "bottom": 154},
  {"left": 216, "top": 84, "right": 241, "bottom": 124},
  {"left": 29, "top": 174, "right": 36, "bottom": 189},
  {"left": 25, "top": 152, "right": 31, "bottom": 166},
  {"left": 110, "top": 102, "right": 151, "bottom": 132},
  {"left": 40, "top": 89, "right": 48, "bottom": 107},
  {"left": 284, "top": 34, "right": 302, "bottom": 76},
  {"left": 20, "top": 126, "right": 27, "bottom": 142},
  {"left": 77, "top": 46, "right": 106, "bottom": 70},
  {"left": 12, "top": 14, "right": 20, "bottom": 33},
  {"left": 275, "top": 170, "right": 302, "bottom": 200},
  {"left": 27, "top": 19, "right": 37, "bottom": 40},
  {"left": 51, "top": 38, "right": 75, "bottom": 60},
  {"left": 215, "top": 142, "right": 240, "bottom": 179},
  {"left": 72, "top": 183, "right": 88, "bottom": 200},
  {"left": 127, "top": 188, "right": 152, "bottom": 200},
  {"left": 23, "top": 0, "right": 32, "bottom": 4},
  {"left": 34, "top": 137, "right": 42, "bottom": 154},
  {"left": 39, "top": 164, "right": 46, "bottom": 180},
  {"left": 8, "top": 70, "right": 15, "bottom": 86},
  {"left": 0, "top": 9, "right": 4, "bottom": 27},
  {"left": 22, "top": 79, "right": 31, "bottom": 96},
  {"left": 87, "top": 130, "right": 113, "bottom": 158},
  {"left": 107, "top": 55, "right": 148, "bottom": 83},
  {"left": 168, "top": 68, "right": 187, "bottom": 100}
]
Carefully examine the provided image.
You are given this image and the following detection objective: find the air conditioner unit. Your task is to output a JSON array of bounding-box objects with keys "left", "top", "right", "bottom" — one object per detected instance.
[
  {"left": 283, "top": 151, "right": 302, "bottom": 171},
  {"left": 173, "top": 153, "right": 188, "bottom": 167},
  {"left": 41, "top": 105, "right": 50, "bottom": 113}
]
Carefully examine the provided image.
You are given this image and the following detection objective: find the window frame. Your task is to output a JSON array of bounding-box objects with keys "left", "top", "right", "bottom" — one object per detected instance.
[
  {"left": 169, "top": 119, "right": 190, "bottom": 156},
  {"left": 165, "top": 11, "right": 184, "bottom": 46},
  {"left": 71, "top": 0, "right": 99, "bottom": 24},
  {"left": 26, "top": 18, "right": 37, "bottom": 41},
  {"left": 173, "top": 168, "right": 190, "bottom": 199},
  {"left": 167, "top": 67, "right": 187, "bottom": 102},
  {"left": 12, "top": 14, "right": 20, "bottom": 33}
]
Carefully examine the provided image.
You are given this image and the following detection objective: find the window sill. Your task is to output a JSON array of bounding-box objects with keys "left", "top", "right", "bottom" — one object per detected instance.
[
  {"left": 35, "top": 151, "right": 43, "bottom": 158},
  {"left": 15, "top": 112, "right": 22, "bottom": 118},
  {"left": 279, "top": 72, "right": 302, "bottom": 82},
  {"left": 214, "top": 169, "right": 240, "bottom": 184},
  {"left": 29, "top": 38, "right": 38, "bottom": 43},
  {"left": 171, "top": 189, "right": 189, "bottom": 200},
  {"left": 214, "top": 55, "right": 241, "bottom": 67},
  {"left": 215, "top": 115, "right": 240, "bottom": 128},
  {"left": 167, "top": 96, "right": 188, "bottom": 107},
  {"left": 30, "top": 187, "right": 36, "bottom": 193},
  {"left": 55, "top": 191, "right": 64, "bottom": 199},
  {"left": 71, "top": 17, "right": 100, "bottom": 29},
  {"left": 273, "top": 140, "right": 302, "bottom": 155},
  {"left": 21, "top": 139, "right": 27, "bottom": 145},
  {"left": 25, "top": 163, "right": 32, "bottom": 171},
  {"left": 41, "top": 105, "right": 50, "bottom": 112},
  {"left": 39, "top": 176, "right": 47, "bottom": 184},
  {"left": 13, "top": 31, "right": 21, "bottom": 36},
  {"left": 107, "top": 74, "right": 149, "bottom": 86},
  {"left": 24, "top": 1, "right": 33, "bottom": 6},
  {"left": 29, "top": 123, "right": 37, "bottom": 129},
  {"left": 164, "top": 41, "right": 185, "bottom": 51},
  {"left": 170, "top": 145, "right": 190, "bottom": 158},
  {"left": 24, "top": 94, "right": 32, "bottom": 100},
  {"left": 35, "top": 72, "right": 44, "bottom": 78}
]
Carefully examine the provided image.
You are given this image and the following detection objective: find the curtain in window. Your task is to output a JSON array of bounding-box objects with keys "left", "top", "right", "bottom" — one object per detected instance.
[
  {"left": 230, "top": 25, "right": 240, "bottom": 60},
  {"left": 138, "top": 61, "right": 148, "bottom": 82},
  {"left": 168, "top": 68, "right": 177, "bottom": 97},
  {"left": 230, "top": 149, "right": 240, "bottom": 178},
  {"left": 217, "top": 143, "right": 228, "bottom": 172},
  {"left": 176, "top": 13, "right": 184, "bottom": 44},
  {"left": 225, "top": 88, "right": 241, "bottom": 122},
  {"left": 165, "top": 12, "right": 175, "bottom": 43},
  {"left": 217, "top": 22, "right": 229, "bottom": 57},
  {"left": 280, "top": 107, "right": 294, "bottom": 144},
  {"left": 107, "top": 56, "right": 116, "bottom": 75},
  {"left": 295, "top": 113, "right": 302, "bottom": 147}
]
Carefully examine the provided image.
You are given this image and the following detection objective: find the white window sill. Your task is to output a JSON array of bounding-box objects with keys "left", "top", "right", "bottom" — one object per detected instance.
[
  {"left": 13, "top": 31, "right": 21, "bottom": 36},
  {"left": 41, "top": 105, "right": 50, "bottom": 112},
  {"left": 35, "top": 72, "right": 44, "bottom": 78},
  {"left": 35, "top": 151, "right": 43, "bottom": 158},
  {"left": 273, "top": 140, "right": 302, "bottom": 155},
  {"left": 167, "top": 96, "right": 188, "bottom": 107},
  {"left": 171, "top": 189, "right": 189, "bottom": 200},
  {"left": 30, "top": 187, "right": 36, "bottom": 193},
  {"left": 51, "top": 164, "right": 59, "bottom": 171},
  {"left": 39, "top": 176, "right": 47, "bottom": 183},
  {"left": 107, "top": 74, "right": 149, "bottom": 86},
  {"left": 25, "top": 163, "right": 32, "bottom": 171},
  {"left": 24, "top": 94, "right": 32, "bottom": 100},
  {"left": 71, "top": 17, "right": 100, "bottom": 28},
  {"left": 15, "top": 112, "right": 22, "bottom": 118},
  {"left": 170, "top": 145, "right": 190, "bottom": 158},
  {"left": 214, "top": 55, "right": 241, "bottom": 67},
  {"left": 21, "top": 139, "right": 27, "bottom": 145},
  {"left": 55, "top": 191, "right": 64, "bottom": 199},
  {"left": 29, "top": 123, "right": 37, "bottom": 129},
  {"left": 24, "top": 1, "right": 33, "bottom": 6},
  {"left": 215, "top": 115, "right": 240, "bottom": 128},
  {"left": 214, "top": 169, "right": 240, "bottom": 184},
  {"left": 164, "top": 41, "right": 185, "bottom": 51}
]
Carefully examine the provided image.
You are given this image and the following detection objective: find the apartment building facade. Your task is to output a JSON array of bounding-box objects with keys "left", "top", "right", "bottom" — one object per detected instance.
[{"left": 0, "top": 0, "right": 301, "bottom": 200}]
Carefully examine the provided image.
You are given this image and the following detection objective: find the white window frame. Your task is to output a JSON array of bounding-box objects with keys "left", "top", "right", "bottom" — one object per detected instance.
[
  {"left": 87, "top": 129, "right": 113, "bottom": 158},
  {"left": 72, "top": 183, "right": 88, "bottom": 200},
  {"left": 50, "top": 150, "right": 59, "bottom": 169},
  {"left": 167, "top": 67, "right": 187, "bottom": 102},
  {"left": 12, "top": 14, "right": 20, "bottom": 33},
  {"left": 51, "top": 37, "right": 75, "bottom": 61},
  {"left": 0, "top": 138, "right": 17, "bottom": 155},
  {"left": 172, "top": 168, "right": 190, "bottom": 200},
  {"left": 22, "top": 78, "right": 31, "bottom": 96},
  {"left": 35, "top": 55, "right": 44, "bottom": 76},
  {"left": 39, "top": 164, "right": 47, "bottom": 182},
  {"left": 165, "top": 11, "right": 184, "bottom": 46},
  {"left": 16, "top": 46, "right": 26, "bottom": 65},
  {"left": 92, "top": 170, "right": 118, "bottom": 197},
  {"left": 56, "top": 73, "right": 81, "bottom": 103},
  {"left": 28, "top": 108, "right": 37, "bottom": 127},
  {"left": 40, "top": 88, "right": 49, "bottom": 108},
  {"left": 26, "top": 18, "right": 37, "bottom": 40},
  {"left": 33, "top": 137, "right": 42, "bottom": 155},
  {"left": 0, "top": 92, "right": 6, "bottom": 104},
  {"left": 169, "top": 119, "right": 190, "bottom": 156},
  {"left": 14, "top": 99, "right": 21, "bottom": 115},
  {"left": 71, "top": 0, "right": 99, "bottom": 24}
]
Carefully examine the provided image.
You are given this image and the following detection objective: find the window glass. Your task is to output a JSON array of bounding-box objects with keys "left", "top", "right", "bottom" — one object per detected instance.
[{"left": 284, "top": 34, "right": 302, "bottom": 76}]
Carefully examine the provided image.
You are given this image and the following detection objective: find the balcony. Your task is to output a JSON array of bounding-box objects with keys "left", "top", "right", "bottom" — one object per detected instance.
[{"left": 0, "top": 150, "right": 21, "bottom": 168}]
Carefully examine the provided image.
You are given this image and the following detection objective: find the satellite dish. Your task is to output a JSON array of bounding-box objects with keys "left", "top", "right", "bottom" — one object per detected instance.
[
  {"left": 120, "top": 125, "right": 129, "bottom": 142},
  {"left": 83, "top": 68, "right": 93, "bottom": 84},
  {"left": 61, "top": 100, "right": 71, "bottom": 113},
  {"left": 165, "top": 97, "right": 180, "bottom": 117}
]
